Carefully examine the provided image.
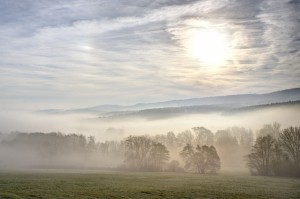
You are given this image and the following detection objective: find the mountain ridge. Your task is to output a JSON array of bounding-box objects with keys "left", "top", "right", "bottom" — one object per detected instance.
[
  {"left": 38, "top": 87, "right": 300, "bottom": 115},
  {"left": 98, "top": 100, "right": 300, "bottom": 121}
]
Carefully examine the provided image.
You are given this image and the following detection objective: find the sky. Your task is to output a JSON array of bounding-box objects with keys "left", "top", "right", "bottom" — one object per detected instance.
[{"left": 0, "top": 0, "right": 300, "bottom": 110}]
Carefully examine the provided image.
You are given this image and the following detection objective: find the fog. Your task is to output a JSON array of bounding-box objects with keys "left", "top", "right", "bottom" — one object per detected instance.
[
  {"left": 0, "top": 105, "right": 300, "bottom": 172},
  {"left": 1, "top": 105, "right": 300, "bottom": 140}
]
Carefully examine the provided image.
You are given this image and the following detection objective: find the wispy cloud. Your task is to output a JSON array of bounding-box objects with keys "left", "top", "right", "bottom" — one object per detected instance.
[{"left": 0, "top": 0, "right": 299, "bottom": 109}]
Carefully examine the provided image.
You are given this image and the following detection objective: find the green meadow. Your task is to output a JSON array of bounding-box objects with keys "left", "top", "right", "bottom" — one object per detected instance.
[{"left": 0, "top": 170, "right": 299, "bottom": 199}]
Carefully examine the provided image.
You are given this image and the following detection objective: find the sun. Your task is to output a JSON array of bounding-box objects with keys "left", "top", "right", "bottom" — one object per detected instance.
[{"left": 186, "top": 29, "right": 230, "bottom": 66}]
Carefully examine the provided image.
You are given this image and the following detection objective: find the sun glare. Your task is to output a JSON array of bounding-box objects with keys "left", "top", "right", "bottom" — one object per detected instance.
[{"left": 187, "top": 29, "right": 230, "bottom": 66}]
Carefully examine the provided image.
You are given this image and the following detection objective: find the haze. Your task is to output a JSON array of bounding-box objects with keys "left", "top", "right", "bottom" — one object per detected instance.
[{"left": 0, "top": 0, "right": 300, "bottom": 183}]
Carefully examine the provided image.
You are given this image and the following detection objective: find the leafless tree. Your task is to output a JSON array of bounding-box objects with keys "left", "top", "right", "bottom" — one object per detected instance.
[
  {"left": 257, "top": 122, "right": 281, "bottom": 139},
  {"left": 124, "top": 135, "right": 169, "bottom": 171},
  {"left": 124, "top": 135, "right": 152, "bottom": 170},
  {"left": 245, "top": 135, "right": 275, "bottom": 176},
  {"left": 150, "top": 142, "right": 169, "bottom": 171},
  {"left": 279, "top": 126, "right": 300, "bottom": 167}
]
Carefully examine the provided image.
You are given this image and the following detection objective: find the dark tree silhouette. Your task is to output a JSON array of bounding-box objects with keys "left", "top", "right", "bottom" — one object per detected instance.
[
  {"left": 245, "top": 135, "right": 275, "bottom": 176},
  {"left": 279, "top": 126, "right": 300, "bottom": 167}
]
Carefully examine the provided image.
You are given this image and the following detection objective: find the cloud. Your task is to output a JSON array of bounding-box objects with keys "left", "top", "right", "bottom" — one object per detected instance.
[{"left": 0, "top": 0, "right": 299, "bottom": 110}]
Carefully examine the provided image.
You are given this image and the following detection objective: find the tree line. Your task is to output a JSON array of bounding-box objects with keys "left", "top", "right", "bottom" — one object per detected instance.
[
  {"left": 0, "top": 123, "right": 299, "bottom": 177},
  {"left": 245, "top": 126, "right": 300, "bottom": 177},
  {"left": 122, "top": 135, "right": 220, "bottom": 173}
]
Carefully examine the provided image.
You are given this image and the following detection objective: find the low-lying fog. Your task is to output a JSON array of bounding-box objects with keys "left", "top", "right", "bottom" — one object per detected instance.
[
  {"left": 0, "top": 105, "right": 299, "bottom": 171},
  {"left": 1, "top": 106, "right": 299, "bottom": 141}
]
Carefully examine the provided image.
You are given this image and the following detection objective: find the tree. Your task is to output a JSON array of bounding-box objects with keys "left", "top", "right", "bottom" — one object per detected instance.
[
  {"left": 272, "top": 142, "right": 289, "bottom": 176},
  {"left": 180, "top": 144, "right": 195, "bottom": 170},
  {"left": 180, "top": 144, "right": 221, "bottom": 174},
  {"left": 279, "top": 126, "right": 300, "bottom": 167},
  {"left": 166, "top": 131, "right": 177, "bottom": 149},
  {"left": 205, "top": 145, "right": 221, "bottom": 173},
  {"left": 227, "top": 126, "right": 254, "bottom": 150},
  {"left": 192, "top": 146, "right": 206, "bottom": 173},
  {"left": 245, "top": 135, "right": 275, "bottom": 176},
  {"left": 124, "top": 135, "right": 169, "bottom": 171},
  {"left": 239, "top": 129, "right": 254, "bottom": 152},
  {"left": 150, "top": 142, "right": 169, "bottom": 171},
  {"left": 257, "top": 122, "right": 281, "bottom": 139},
  {"left": 192, "top": 127, "right": 214, "bottom": 146},
  {"left": 87, "top": 136, "right": 96, "bottom": 152},
  {"left": 177, "top": 130, "right": 194, "bottom": 147},
  {"left": 124, "top": 136, "right": 152, "bottom": 171},
  {"left": 153, "top": 134, "right": 167, "bottom": 146},
  {"left": 215, "top": 129, "right": 239, "bottom": 168}
]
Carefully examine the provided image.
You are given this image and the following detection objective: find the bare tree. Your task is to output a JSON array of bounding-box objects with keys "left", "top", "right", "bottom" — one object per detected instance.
[
  {"left": 124, "top": 135, "right": 169, "bottom": 171},
  {"left": 150, "top": 142, "right": 169, "bottom": 171},
  {"left": 279, "top": 126, "right": 300, "bottom": 167},
  {"left": 124, "top": 136, "right": 152, "bottom": 171},
  {"left": 245, "top": 135, "right": 275, "bottom": 176},
  {"left": 257, "top": 122, "right": 281, "bottom": 139},
  {"left": 272, "top": 142, "right": 289, "bottom": 175}
]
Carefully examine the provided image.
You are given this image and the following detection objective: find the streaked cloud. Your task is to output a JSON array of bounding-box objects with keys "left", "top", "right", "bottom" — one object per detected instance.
[{"left": 0, "top": 0, "right": 299, "bottom": 109}]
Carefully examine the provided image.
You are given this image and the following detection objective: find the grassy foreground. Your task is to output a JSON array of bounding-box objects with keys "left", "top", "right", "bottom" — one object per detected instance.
[{"left": 0, "top": 170, "right": 299, "bottom": 199}]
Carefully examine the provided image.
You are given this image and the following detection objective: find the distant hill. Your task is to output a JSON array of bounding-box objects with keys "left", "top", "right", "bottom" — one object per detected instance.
[
  {"left": 97, "top": 100, "right": 300, "bottom": 121},
  {"left": 128, "top": 87, "right": 300, "bottom": 108},
  {"left": 38, "top": 87, "right": 300, "bottom": 115}
]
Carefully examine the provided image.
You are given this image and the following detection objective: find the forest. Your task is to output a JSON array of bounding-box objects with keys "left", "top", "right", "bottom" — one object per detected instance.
[{"left": 0, "top": 122, "right": 299, "bottom": 177}]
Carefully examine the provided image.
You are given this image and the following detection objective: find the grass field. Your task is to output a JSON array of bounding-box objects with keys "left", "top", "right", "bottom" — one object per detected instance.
[{"left": 0, "top": 170, "right": 299, "bottom": 199}]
